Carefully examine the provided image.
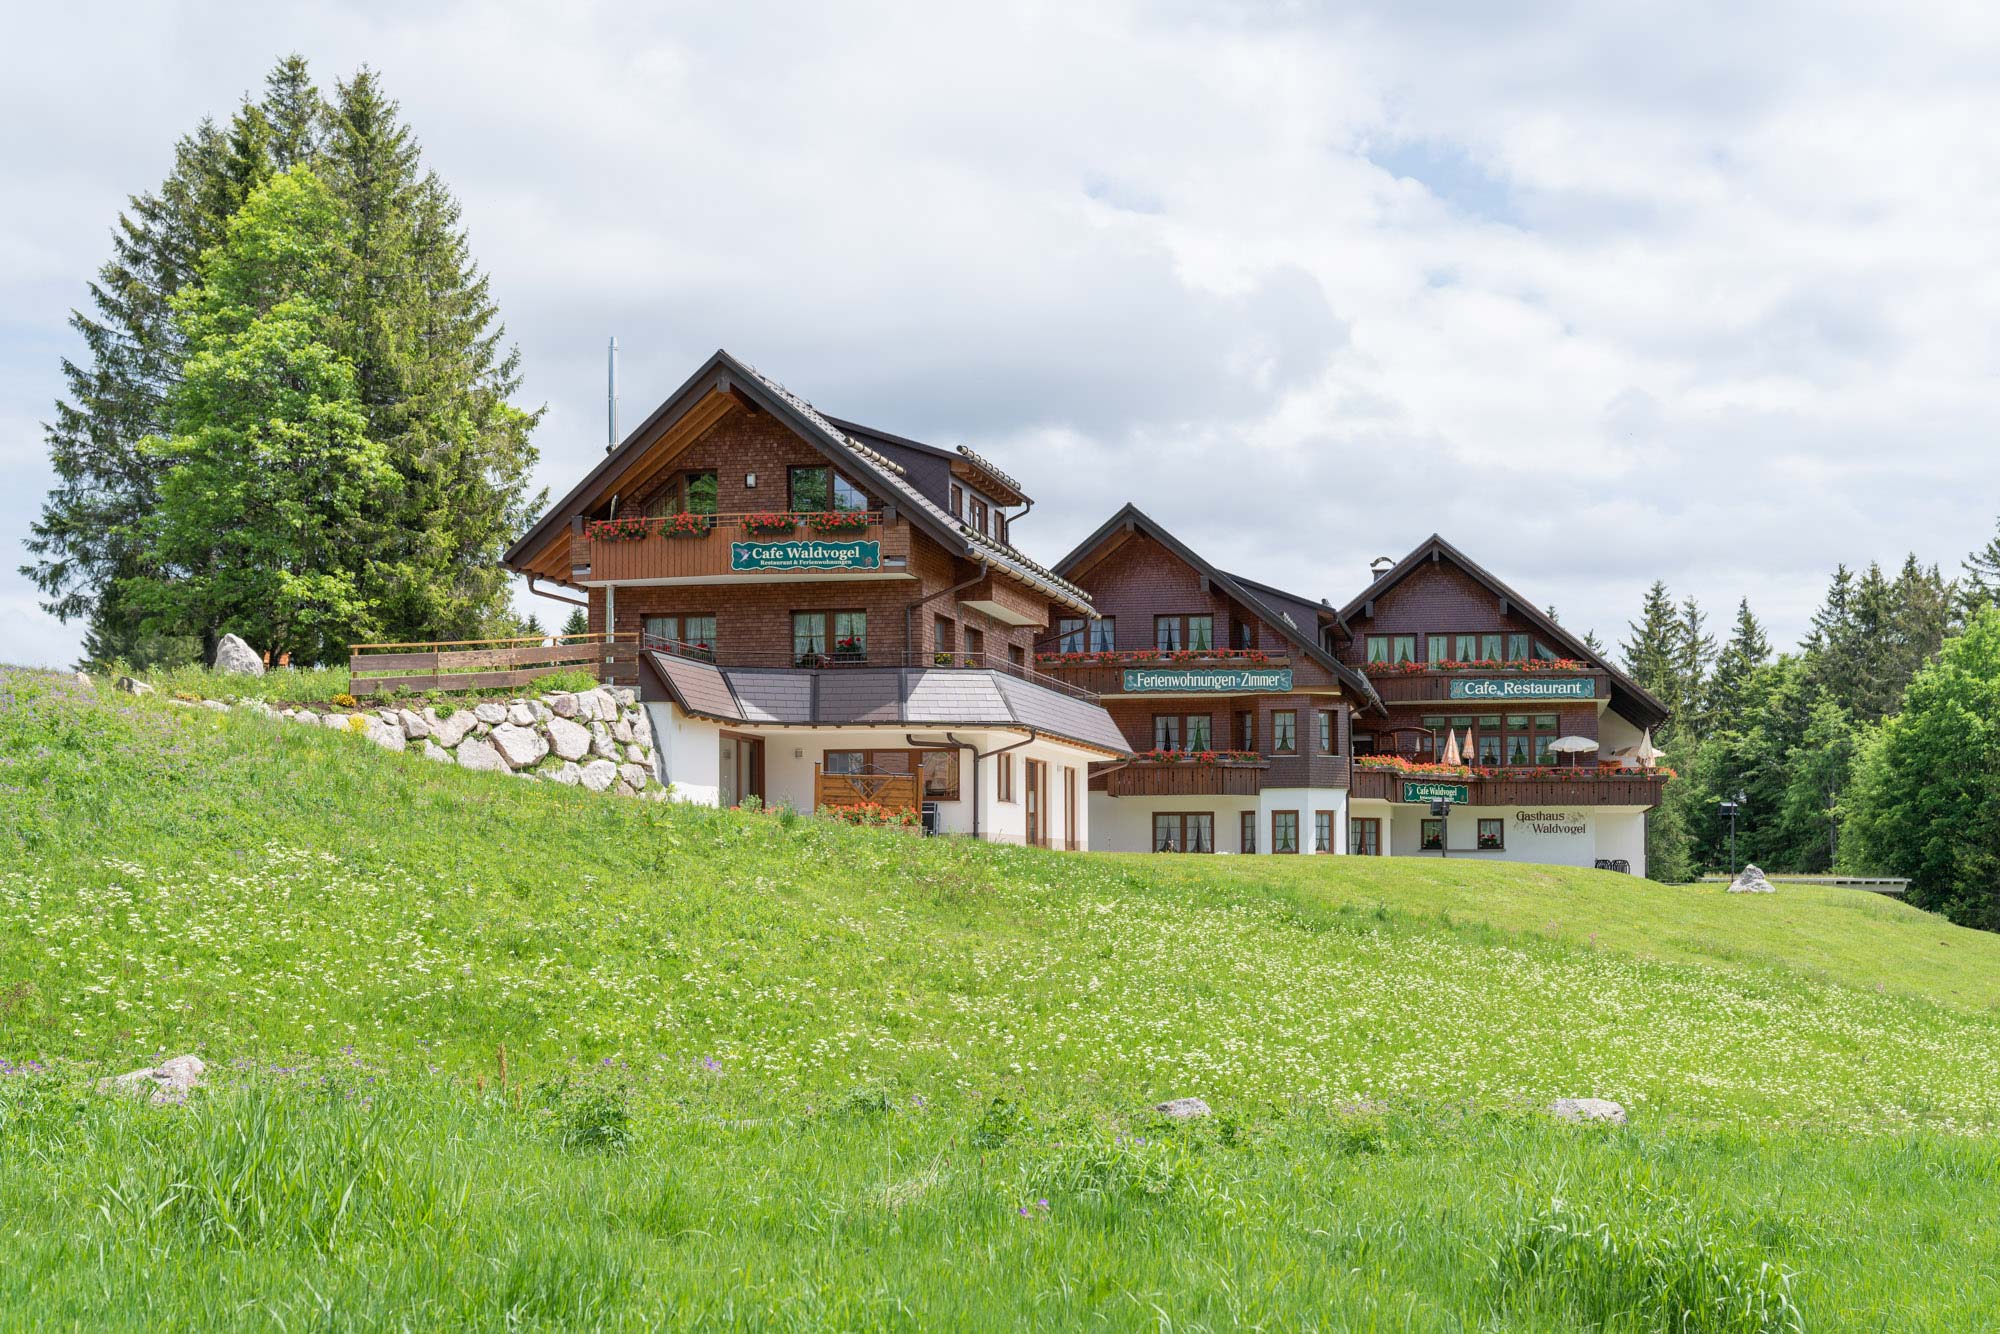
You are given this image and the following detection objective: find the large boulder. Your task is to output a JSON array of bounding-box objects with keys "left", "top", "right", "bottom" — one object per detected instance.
[
  {"left": 427, "top": 708, "right": 479, "bottom": 748},
  {"left": 546, "top": 715, "right": 592, "bottom": 762},
  {"left": 590, "top": 722, "right": 619, "bottom": 760},
  {"left": 1153, "top": 1096, "right": 1212, "bottom": 1120},
  {"left": 1549, "top": 1097, "right": 1627, "bottom": 1125},
  {"left": 489, "top": 722, "right": 550, "bottom": 769},
  {"left": 618, "top": 762, "right": 650, "bottom": 791},
  {"left": 473, "top": 702, "right": 509, "bottom": 726},
  {"left": 579, "top": 759, "right": 619, "bottom": 792},
  {"left": 1727, "top": 865, "right": 1777, "bottom": 894},
  {"left": 212, "top": 633, "right": 265, "bottom": 676},
  {"left": 72, "top": 671, "right": 95, "bottom": 691},
  {"left": 363, "top": 718, "right": 406, "bottom": 752},
  {"left": 116, "top": 676, "right": 155, "bottom": 696},
  {"left": 97, "top": 1055, "right": 205, "bottom": 1105},
  {"left": 550, "top": 692, "right": 581, "bottom": 719},
  {"left": 612, "top": 718, "right": 634, "bottom": 745},
  {"left": 397, "top": 708, "right": 431, "bottom": 741},
  {"left": 507, "top": 702, "right": 536, "bottom": 727},
  {"left": 321, "top": 711, "right": 360, "bottom": 732},
  {"left": 550, "top": 761, "right": 584, "bottom": 786},
  {"left": 421, "top": 740, "right": 453, "bottom": 763},
  {"left": 456, "top": 738, "right": 509, "bottom": 773}
]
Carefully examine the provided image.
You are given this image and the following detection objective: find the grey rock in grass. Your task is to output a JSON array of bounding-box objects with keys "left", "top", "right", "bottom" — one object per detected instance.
[
  {"left": 590, "top": 722, "right": 619, "bottom": 760},
  {"left": 551, "top": 761, "right": 583, "bottom": 786},
  {"left": 212, "top": 633, "right": 264, "bottom": 676},
  {"left": 98, "top": 1054, "right": 205, "bottom": 1105},
  {"left": 72, "top": 671, "right": 94, "bottom": 691},
  {"left": 489, "top": 722, "right": 549, "bottom": 769},
  {"left": 579, "top": 759, "right": 619, "bottom": 792},
  {"left": 115, "top": 675, "right": 155, "bottom": 695},
  {"left": 632, "top": 711, "right": 653, "bottom": 746},
  {"left": 427, "top": 708, "right": 478, "bottom": 748},
  {"left": 546, "top": 715, "right": 591, "bottom": 762},
  {"left": 626, "top": 743, "right": 650, "bottom": 765},
  {"left": 550, "top": 692, "right": 580, "bottom": 719},
  {"left": 200, "top": 699, "right": 231, "bottom": 713},
  {"left": 612, "top": 718, "right": 634, "bottom": 744},
  {"left": 422, "top": 740, "right": 453, "bottom": 763},
  {"left": 507, "top": 702, "right": 535, "bottom": 727},
  {"left": 321, "top": 711, "right": 359, "bottom": 732},
  {"left": 456, "top": 738, "right": 508, "bottom": 773},
  {"left": 397, "top": 708, "right": 431, "bottom": 741},
  {"left": 364, "top": 718, "right": 406, "bottom": 752},
  {"left": 608, "top": 687, "right": 636, "bottom": 708},
  {"left": 1548, "top": 1098, "right": 1627, "bottom": 1125},
  {"left": 531, "top": 700, "right": 553, "bottom": 724},
  {"left": 1153, "top": 1096, "right": 1212, "bottom": 1120},
  {"left": 618, "top": 762, "right": 650, "bottom": 791},
  {"left": 1727, "top": 864, "right": 1777, "bottom": 894},
  {"left": 473, "top": 702, "right": 508, "bottom": 726}
]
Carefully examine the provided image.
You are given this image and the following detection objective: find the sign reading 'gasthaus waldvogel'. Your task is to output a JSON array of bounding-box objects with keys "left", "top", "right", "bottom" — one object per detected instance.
[
  {"left": 1447, "top": 676, "right": 1596, "bottom": 701},
  {"left": 1121, "top": 667, "right": 1294, "bottom": 693},
  {"left": 730, "top": 540, "right": 881, "bottom": 573},
  {"left": 1403, "top": 780, "right": 1470, "bottom": 804}
]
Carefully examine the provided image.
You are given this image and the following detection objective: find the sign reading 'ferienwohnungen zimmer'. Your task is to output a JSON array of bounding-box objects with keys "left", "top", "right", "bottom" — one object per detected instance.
[
  {"left": 730, "top": 540, "right": 881, "bottom": 572},
  {"left": 1448, "top": 676, "right": 1596, "bottom": 701},
  {"left": 1122, "top": 667, "right": 1294, "bottom": 693}
]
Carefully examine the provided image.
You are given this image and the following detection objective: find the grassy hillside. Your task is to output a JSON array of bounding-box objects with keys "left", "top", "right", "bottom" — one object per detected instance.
[{"left": 4, "top": 667, "right": 1998, "bottom": 1330}]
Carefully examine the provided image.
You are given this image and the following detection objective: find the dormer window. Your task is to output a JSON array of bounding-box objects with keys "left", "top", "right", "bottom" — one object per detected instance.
[
  {"left": 969, "top": 496, "right": 989, "bottom": 535},
  {"left": 950, "top": 483, "right": 964, "bottom": 518}
]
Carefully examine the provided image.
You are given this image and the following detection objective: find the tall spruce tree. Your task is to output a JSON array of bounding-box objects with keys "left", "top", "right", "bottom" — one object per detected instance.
[
  {"left": 1674, "top": 596, "right": 1717, "bottom": 739},
  {"left": 1621, "top": 581, "right": 1680, "bottom": 704},
  {"left": 1707, "top": 599, "right": 1770, "bottom": 731},
  {"left": 24, "top": 55, "right": 540, "bottom": 665},
  {"left": 1962, "top": 517, "right": 2000, "bottom": 617}
]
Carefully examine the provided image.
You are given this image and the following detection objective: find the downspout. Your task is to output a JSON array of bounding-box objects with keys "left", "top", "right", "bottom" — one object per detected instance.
[
  {"left": 526, "top": 576, "right": 589, "bottom": 609},
  {"left": 904, "top": 560, "right": 989, "bottom": 664},
  {"left": 943, "top": 729, "right": 1039, "bottom": 840}
]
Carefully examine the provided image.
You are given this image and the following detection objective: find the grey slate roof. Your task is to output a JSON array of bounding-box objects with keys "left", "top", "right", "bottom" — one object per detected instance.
[{"left": 646, "top": 654, "right": 1129, "bottom": 755}]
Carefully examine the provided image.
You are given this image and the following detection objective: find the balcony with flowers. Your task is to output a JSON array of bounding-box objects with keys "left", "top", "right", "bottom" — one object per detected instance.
[
  {"left": 570, "top": 509, "right": 907, "bottom": 583},
  {"left": 1361, "top": 655, "right": 1608, "bottom": 705},
  {"left": 1099, "top": 746, "right": 1271, "bottom": 798},
  {"left": 1033, "top": 645, "right": 1290, "bottom": 695},
  {"left": 1350, "top": 753, "right": 1673, "bottom": 807}
]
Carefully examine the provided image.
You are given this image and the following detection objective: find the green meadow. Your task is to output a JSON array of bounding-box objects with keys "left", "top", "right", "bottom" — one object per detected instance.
[{"left": 3, "top": 666, "right": 1998, "bottom": 1330}]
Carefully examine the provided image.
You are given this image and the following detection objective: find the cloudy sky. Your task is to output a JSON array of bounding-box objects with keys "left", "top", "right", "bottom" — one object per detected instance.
[{"left": 6, "top": 0, "right": 1999, "bottom": 668}]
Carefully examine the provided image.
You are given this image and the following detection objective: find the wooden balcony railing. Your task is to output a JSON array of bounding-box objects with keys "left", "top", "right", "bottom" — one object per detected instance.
[
  {"left": 1351, "top": 764, "right": 1669, "bottom": 807},
  {"left": 571, "top": 510, "right": 909, "bottom": 583}
]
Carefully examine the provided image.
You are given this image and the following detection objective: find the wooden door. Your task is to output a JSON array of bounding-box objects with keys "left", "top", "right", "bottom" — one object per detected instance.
[
  {"left": 1025, "top": 759, "right": 1048, "bottom": 847},
  {"left": 720, "top": 734, "right": 765, "bottom": 808},
  {"left": 1064, "top": 766, "right": 1078, "bottom": 850}
]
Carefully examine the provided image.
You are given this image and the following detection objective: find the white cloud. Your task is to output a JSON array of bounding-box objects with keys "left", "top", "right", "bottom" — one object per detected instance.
[{"left": 3, "top": 0, "right": 1998, "bottom": 668}]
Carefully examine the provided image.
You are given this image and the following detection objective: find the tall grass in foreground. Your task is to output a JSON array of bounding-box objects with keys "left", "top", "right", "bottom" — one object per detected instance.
[{"left": 3, "top": 1069, "right": 1987, "bottom": 1330}]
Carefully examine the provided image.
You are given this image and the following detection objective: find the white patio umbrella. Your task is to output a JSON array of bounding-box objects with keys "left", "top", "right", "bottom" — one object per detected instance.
[
  {"left": 1548, "top": 735, "right": 1600, "bottom": 767},
  {"left": 1441, "top": 727, "right": 1463, "bottom": 766},
  {"left": 1635, "top": 729, "right": 1662, "bottom": 768}
]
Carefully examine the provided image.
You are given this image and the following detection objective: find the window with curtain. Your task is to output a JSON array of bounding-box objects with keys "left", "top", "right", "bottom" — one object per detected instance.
[
  {"left": 1272, "top": 811, "right": 1299, "bottom": 854},
  {"left": 832, "top": 611, "right": 866, "bottom": 661},
  {"left": 1366, "top": 635, "right": 1417, "bottom": 664},
  {"left": 1056, "top": 617, "right": 1086, "bottom": 653},
  {"left": 1272, "top": 710, "right": 1297, "bottom": 753},
  {"left": 792, "top": 612, "right": 827, "bottom": 665},
  {"left": 1153, "top": 716, "right": 1181, "bottom": 750},
  {"left": 1089, "top": 618, "right": 1115, "bottom": 651}
]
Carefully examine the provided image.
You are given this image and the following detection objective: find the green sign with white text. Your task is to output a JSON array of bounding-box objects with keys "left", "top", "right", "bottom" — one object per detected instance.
[
  {"left": 1122, "top": 667, "right": 1294, "bottom": 693},
  {"left": 1447, "top": 676, "right": 1595, "bottom": 701},
  {"left": 730, "top": 540, "right": 881, "bottom": 572},
  {"left": 1403, "top": 780, "right": 1470, "bottom": 804}
]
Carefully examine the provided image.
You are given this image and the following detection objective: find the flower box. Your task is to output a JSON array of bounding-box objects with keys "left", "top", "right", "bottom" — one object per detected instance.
[
  {"left": 585, "top": 516, "right": 652, "bottom": 543},
  {"left": 805, "top": 510, "right": 872, "bottom": 534},
  {"left": 741, "top": 512, "right": 797, "bottom": 536},
  {"left": 1368, "top": 658, "right": 1590, "bottom": 675},
  {"left": 659, "top": 511, "right": 713, "bottom": 538}
]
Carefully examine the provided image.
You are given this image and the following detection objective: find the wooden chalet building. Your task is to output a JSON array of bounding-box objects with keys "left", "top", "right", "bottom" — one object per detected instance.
[
  {"left": 1037, "top": 506, "right": 1380, "bottom": 854},
  {"left": 1323, "top": 536, "right": 1670, "bottom": 872},
  {"left": 1036, "top": 515, "right": 1672, "bottom": 870},
  {"left": 503, "top": 350, "right": 1128, "bottom": 847}
]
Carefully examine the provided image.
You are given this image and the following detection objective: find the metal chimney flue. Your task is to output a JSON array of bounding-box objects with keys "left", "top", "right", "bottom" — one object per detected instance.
[{"left": 606, "top": 336, "right": 620, "bottom": 453}]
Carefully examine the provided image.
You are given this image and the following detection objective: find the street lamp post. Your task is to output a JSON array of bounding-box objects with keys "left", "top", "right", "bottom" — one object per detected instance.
[
  {"left": 1718, "top": 792, "right": 1745, "bottom": 872},
  {"left": 1430, "top": 798, "right": 1451, "bottom": 859}
]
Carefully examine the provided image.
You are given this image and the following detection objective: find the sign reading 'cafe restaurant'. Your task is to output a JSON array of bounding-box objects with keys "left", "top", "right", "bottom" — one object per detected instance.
[
  {"left": 1447, "top": 676, "right": 1596, "bottom": 701},
  {"left": 730, "top": 540, "right": 881, "bottom": 573}
]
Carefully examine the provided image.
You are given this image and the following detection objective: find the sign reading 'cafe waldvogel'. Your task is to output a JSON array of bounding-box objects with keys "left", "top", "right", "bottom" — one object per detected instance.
[
  {"left": 1122, "top": 666, "right": 1295, "bottom": 693},
  {"left": 1447, "top": 676, "right": 1596, "bottom": 701},
  {"left": 730, "top": 540, "right": 882, "bottom": 573}
]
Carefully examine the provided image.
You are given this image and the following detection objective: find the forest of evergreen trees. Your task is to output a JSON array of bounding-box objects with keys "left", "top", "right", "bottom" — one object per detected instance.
[{"left": 1618, "top": 523, "right": 2000, "bottom": 929}]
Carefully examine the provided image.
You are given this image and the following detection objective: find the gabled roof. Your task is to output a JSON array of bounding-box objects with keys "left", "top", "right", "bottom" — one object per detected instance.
[
  {"left": 1335, "top": 534, "right": 1670, "bottom": 728},
  {"left": 504, "top": 350, "right": 1088, "bottom": 612},
  {"left": 645, "top": 654, "right": 1130, "bottom": 756},
  {"left": 1054, "top": 504, "right": 1383, "bottom": 711},
  {"left": 824, "top": 417, "right": 1029, "bottom": 506}
]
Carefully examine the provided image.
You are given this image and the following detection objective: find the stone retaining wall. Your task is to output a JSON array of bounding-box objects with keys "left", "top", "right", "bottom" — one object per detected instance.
[{"left": 181, "top": 687, "right": 663, "bottom": 798}]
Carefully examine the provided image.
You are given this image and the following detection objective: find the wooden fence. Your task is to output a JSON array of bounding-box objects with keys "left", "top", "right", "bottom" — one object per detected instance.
[
  {"left": 348, "top": 633, "right": 638, "bottom": 696},
  {"left": 814, "top": 766, "right": 922, "bottom": 813}
]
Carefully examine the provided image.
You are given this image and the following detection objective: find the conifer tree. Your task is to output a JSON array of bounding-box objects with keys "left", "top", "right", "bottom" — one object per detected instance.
[
  {"left": 561, "top": 607, "right": 590, "bottom": 640},
  {"left": 1621, "top": 581, "right": 1680, "bottom": 705},
  {"left": 1962, "top": 517, "right": 2000, "bottom": 617},
  {"left": 1673, "top": 596, "right": 1717, "bottom": 738},
  {"left": 1707, "top": 599, "right": 1770, "bottom": 731}
]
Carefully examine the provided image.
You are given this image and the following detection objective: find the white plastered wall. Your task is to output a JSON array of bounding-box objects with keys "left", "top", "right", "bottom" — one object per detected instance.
[
  {"left": 645, "top": 703, "right": 721, "bottom": 806},
  {"left": 1386, "top": 801, "right": 1650, "bottom": 872},
  {"left": 1090, "top": 787, "right": 1349, "bottom": 854}
]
